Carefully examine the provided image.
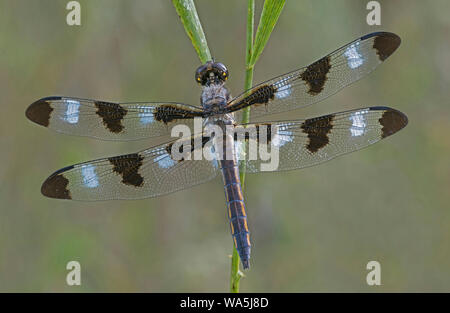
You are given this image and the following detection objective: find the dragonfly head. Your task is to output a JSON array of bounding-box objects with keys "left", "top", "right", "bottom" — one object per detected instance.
[{"left": 195, "top": 61, "right": 228, "bottom": 86}]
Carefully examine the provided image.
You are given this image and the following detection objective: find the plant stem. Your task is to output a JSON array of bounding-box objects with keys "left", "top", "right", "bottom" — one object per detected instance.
[
  {"left": 230, "top": 0, "right": 255, "bottom": 293},
  {"left": 172, "top": 0, "right": 211, "bottom": 63},
  {"left": 240, "top": 0, "right": 255, "bottom": 184},
  {"left": 172, "top": 0, "right": 284, "bottom": 293}
]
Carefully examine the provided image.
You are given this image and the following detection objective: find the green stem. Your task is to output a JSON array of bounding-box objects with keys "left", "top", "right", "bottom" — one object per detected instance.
[
  {"left": 230, "top": 0, "right": 254, "bottom": 293},
  {"left": 239, "top": 67, "right": 254, "bottom": 187},
  {"left": 172, "top": 0, "right": 211, "bottom": 63},
  {"left": 172, "top": 0, "right": 284, "bottom": 293},
  {"left": 240, "top": 0, "right": 255, "bottom": 184}
]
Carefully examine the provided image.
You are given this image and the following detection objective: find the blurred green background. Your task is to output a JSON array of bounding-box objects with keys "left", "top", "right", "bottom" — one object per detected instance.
[{"left": 1, "top": 0, "right": 449, "bottom": 292}]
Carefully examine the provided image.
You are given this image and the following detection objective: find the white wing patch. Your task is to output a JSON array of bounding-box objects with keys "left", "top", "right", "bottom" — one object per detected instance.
[
  {"left": 154, "top": 154, "right": 176, "bottom": 169},
  {"left": 349, "top": 110, "right": 369, "bottom": 137},
  {"left": 274, "top": 77, "right": 293, "bottom": 100},
  {"left": 275, "top": 83, "right": 292, "bottom": 99},
  {"left": 272, "top": 126, "right": 294, "bottom": 147},
  {"left": 137, "top": 107, "right": 154, "bottom": 125},
  {"left": 63, "top": 99, "right": 81, "bottom": 124},
  {"left": 81, "top": 164, "right": 99, "bottom": 188},
  {"left": 344, "top": 42, "right": 364, "bottom": 69}
]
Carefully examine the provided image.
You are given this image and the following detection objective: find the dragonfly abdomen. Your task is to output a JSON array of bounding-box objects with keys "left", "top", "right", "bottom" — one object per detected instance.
[{"left": 220, "top": 159, "right": 251, "bottom": 269}]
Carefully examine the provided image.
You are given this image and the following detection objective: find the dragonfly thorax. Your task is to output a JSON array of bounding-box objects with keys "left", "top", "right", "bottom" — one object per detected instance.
[{"left": 201, "top": 83, "right": 230, "bottom": 110}]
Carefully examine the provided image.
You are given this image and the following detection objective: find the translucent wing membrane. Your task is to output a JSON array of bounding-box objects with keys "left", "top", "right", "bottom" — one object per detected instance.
[
  {"left": 26, "top": 96, "right": 204, "bottom": 140},
  {"left": 40, "top": 107, "right": 407, "bottom": 200},
  {"left": 41, "top": 135, "right": 219, "bottom": 200},
  {"left": 227, "top": 32, "right": 401, "bottom": 120},
  {"left": 26, "top": 33, "right": 401, "bottom": 140},
  {"left": 32, "top": 32, "right": 406, "bottom": 201},
  {"left": 234, "top": 106, "right": 407, "bottom": 173}
]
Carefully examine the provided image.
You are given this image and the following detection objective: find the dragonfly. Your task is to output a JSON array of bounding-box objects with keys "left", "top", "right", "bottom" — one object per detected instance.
[{"left": 26, "top": 32, "right": 407, "bottom": 269}]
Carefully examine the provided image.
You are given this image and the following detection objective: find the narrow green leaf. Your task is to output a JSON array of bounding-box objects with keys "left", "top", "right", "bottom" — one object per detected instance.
[
  {"left": 249, "top": 0, "right": 286, "bottom": 67},
  {"left": 245, "top": 0, "right": 255, "bottom": 69},
  {"left": 172, "top": 0, "right": 211, "bottom": 64},
  {"left": 171, "top": 0, "right": 284, "bottom": 293}
]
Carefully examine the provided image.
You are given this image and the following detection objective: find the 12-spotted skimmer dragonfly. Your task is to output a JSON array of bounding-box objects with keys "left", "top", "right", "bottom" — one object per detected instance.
[{"left": 26, "top": 32, "right": 407, "bottom": 269}]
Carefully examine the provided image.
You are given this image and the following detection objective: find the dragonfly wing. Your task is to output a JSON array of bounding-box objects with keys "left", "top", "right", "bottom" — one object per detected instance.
[{"left": 26, "top": 96, "right": 204, "bottom": 140}]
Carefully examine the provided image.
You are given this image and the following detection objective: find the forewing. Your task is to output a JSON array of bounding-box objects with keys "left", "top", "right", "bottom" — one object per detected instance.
[
  {"left": 26, "top": 96, "right": 204, "bottom": 140},
  {"left": 226, "top": 32, "right": 401, "bottom": 120},
  {"left": 40, "top": 135, "right": 219, "bottom": 200},
  {"left": 233, "top": 107, "right": 408, "bottom": 173}
]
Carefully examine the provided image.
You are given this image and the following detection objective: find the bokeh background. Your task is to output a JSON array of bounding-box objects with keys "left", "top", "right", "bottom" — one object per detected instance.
[{"left": 1, "top": 0, "right": 449, "bottom": 292}]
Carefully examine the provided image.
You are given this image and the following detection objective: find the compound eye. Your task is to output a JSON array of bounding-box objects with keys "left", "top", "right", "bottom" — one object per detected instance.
[
  {"left": 215, "top": 62, "right": 227, "bottom": 72},
  {"left": 213, "top": 62, "right": 228, "bottom": 81},
  {"left": 195, "top": 65, "right": 207, "bottom": 83}
]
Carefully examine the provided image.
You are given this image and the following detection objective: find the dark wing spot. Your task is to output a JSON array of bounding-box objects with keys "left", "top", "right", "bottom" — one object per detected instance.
[
  {"left": 41, "top": 170, "right": 72, "bottom": 199},
  {"left": 95, "top": 101, "right": 127, "bottom": 133},
  {"left": 165, "top": 143, "right": 175, "bottom": 156},
  {"left": 376, "top": 107, "right": 408, "bottom": 138},
  {"left": 227, "top": 85, "right": 276, "bottom": 112},
  {"left": 165, "top": 135, "right": 211, "bottom": 162},
  {"left": 300, "top": 56, "right": 331, "bottom": 95},
  {"left": 109, "top": 153, "right": 144, "bottom": 187},
  {"left": 154, "top": 104, "right": 203, "bottom": 124},
  {"left": 165, "top": 141, "right": 185, "bottom": 162},
  {"left": 244, "top": 85, "right": 276, "bottom": 107},
  {"left": 301, "top": 114, "right": 334, "bottom": 153},
  {"left": 26, "top": 97, "right": 59, "bottom": 127},
  {"left": 373, "top": 32, "right": 401, "bottom": 61}
]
